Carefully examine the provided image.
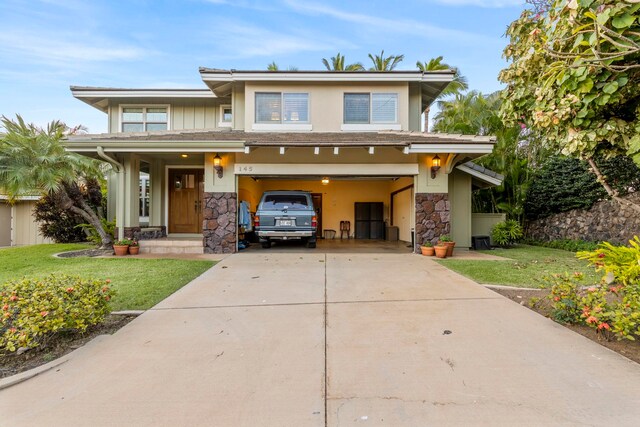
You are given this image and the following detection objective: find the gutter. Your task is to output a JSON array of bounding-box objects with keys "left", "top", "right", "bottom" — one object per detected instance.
[{"left": 97, "top": 147, "right": 126, "bottom": 240}]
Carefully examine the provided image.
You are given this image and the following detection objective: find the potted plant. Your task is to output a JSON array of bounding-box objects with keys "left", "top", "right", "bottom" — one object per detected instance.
[
  {"left": 128, "top": 239, "right": 140, "bottom": 255},
  {"left": 434, "top": 244, "right": 448, "bottom": 258},
  {"left": 438, "top": 234, "right": 456, "bottom": 257},
  {"left": 420, "top": 242, "right": 435, "bottom": 256},
  {"left": 113, "top": 239, "right": 132, "bottom": 256}
]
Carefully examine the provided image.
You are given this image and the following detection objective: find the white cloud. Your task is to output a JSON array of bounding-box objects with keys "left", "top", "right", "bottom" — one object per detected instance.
[
  {"left": 430, "top": 0, "right": 524, "bottom": 7},
  {"left": 281, "top": 0, "right": 498, "bottom": 44}
]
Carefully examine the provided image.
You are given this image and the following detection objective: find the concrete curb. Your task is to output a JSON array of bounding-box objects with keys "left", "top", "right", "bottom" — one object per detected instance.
[
  {"left": 483, "top": 284, "right": 544, "bottom": 291},
  {"left": 0, "top": 335, "right": 110, "bottom": 391},
  {"left": 111, "top": 310, "right": 145, "bottom": 316}
]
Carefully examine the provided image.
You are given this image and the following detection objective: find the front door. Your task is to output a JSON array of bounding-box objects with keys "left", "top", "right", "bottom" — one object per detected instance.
[{"left": 169, "top": 169, "right": 204, "bottom": 233}]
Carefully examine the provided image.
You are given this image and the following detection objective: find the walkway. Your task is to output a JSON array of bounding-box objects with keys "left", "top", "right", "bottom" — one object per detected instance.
[{"left": 1, "top": 253, "right": 639, "bottom": 426}]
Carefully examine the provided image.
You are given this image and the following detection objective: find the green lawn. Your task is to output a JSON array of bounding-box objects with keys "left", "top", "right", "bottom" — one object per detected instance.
[
  {"left": 0, "top": 244, "right": 215, "bottom": 311},
  {"left": 437, "top": 244, "right": 600, "bottom": 288}
]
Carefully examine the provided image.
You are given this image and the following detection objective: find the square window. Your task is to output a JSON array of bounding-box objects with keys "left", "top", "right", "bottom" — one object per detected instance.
[
  {"left": 255, "top": 92, "right": 309, "bottom": 124},
  {"left": 344, "top": 93, "right": 370, "bottom": 124}
]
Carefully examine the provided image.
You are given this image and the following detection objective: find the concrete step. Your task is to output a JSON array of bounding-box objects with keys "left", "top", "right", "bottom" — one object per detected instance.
[{"left": 139, "top": 238, "right": 204, "bottom": 254}]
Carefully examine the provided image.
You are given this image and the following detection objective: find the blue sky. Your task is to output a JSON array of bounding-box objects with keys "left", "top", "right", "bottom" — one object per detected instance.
[{"left": 0, "top": 0, "right": 526, "bottom": 133}]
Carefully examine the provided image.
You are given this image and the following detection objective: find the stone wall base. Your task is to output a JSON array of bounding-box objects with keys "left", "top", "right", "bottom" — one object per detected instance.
[
  {"left": 117, "top": 226, "right": 167, "bottom": 240},
  {"left": 203, "top": 192, "right": 237, "bottom": 254},
  {"left": 415, "top": 193, "right": 450, "bottom": 253}
]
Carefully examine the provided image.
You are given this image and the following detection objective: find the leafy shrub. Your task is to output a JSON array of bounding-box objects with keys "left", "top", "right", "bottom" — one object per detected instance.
[
  {"left": 491, "top": 220, "right": 523, "bottom": 247},
  {"left": 547, "top": 237, "right": 640, "bottom": 340},
  {"left": 77, "top": 218, "right": 115, "bottom": 246},
  {"left": 0, "top": 275, "right": 115, "bottom": 353},
  {"left": 523, "top": 239, "right": 600, "bottom": 252},
  {"left": 525, "top": 156, "right": 640, "bottom": 220},
  {"left": 33, "top": 192, "right": 87, "bottom": 243}
]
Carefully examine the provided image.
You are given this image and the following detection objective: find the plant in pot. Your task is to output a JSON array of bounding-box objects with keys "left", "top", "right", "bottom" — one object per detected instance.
[
  {"left": 434, "top": 244, "right": 448, "bottom": 258},
  {"left": 113, "top": 239, "right": 132, "bottom": 256},
  {"left": 128, "top": 239, "right": 140, "bottom": 255},
  {"left": 420, "top": 242, "right": 435, "bottom": 256},
  {"left": 438, "top": 234, "right": 456, "bottom": 257}
]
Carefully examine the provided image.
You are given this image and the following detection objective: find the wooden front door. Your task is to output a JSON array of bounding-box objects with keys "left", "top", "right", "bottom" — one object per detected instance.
[{"left": 169, "top": 169, "right": 204, "bottom": 233}]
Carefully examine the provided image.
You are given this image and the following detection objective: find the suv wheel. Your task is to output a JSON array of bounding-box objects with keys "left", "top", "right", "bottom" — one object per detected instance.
[
  {"left": 307, "top": 240, "right": 316, "bottom": 249},
  {"left": 261, "top": 240, "right": 271, "bottom": 249}
]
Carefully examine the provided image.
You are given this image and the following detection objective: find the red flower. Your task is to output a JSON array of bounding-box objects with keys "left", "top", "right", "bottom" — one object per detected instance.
[
  {"left": 553, "top": 296, "right": 560, "bottom": 302},
  {"left": 9, "top": 295, "right": 17, "bottom": 301},
  {"left": 40, "top": 311, "right": 48, "bottom": 317},
  {"left": 2, "top": 304, "right": 8, "bottom": 311},
  {"left": 597, "top": 253, "right": 605, "bottom": 259},
  {"left": 66, "top": 287, "right": 74, "bottom": 293},
  {"left": 597, "top": 322, "right": 610, "bottom": 330},
  {"left": 105, "top": 279, "right": 111, "bottom": 284},
  {"left": 586, "top": 316, "right": 598, "bottom": 324}
]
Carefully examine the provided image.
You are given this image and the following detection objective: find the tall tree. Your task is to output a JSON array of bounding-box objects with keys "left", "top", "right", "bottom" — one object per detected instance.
[
  {"left": 0, "top": 115, "right": 113, "bottom": 248},
  {"left": 416, "top": 56, "right": 469, "bottom": 132},
  {"left": 267, "top": 62, "right": 298, "bottom": 71},
  {"left": 321, "top": 53, "right": 364, "bottom": 71},
  {"left": 367, "top": 50, "right": 404, "bottom": 71},
  {"left": 499, "top": 0, "right": 640, "bottom": 211}
]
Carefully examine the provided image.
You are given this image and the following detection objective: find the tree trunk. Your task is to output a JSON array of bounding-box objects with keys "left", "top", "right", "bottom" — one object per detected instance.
[
  {"left": 57, "top": 188, "right": 114, "bottom": 249},
  {"left": 587, "top": 158, "right": 640, "bottom": 214},
  {"left": 423, "top": 107, "right": 431, "bottom": 133}
]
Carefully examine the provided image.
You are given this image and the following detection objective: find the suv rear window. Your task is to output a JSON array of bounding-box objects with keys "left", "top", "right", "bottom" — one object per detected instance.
[{"left": 261, "top": 195, "right": 309, "bottom": 210}]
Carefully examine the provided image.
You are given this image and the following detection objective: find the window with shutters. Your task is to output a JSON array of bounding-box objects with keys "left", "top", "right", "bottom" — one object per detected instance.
[
  {"left": 343, "top": 93, "right": 398, "bottom": 124},
  {"left": 255, "top": 92, "right": 309, "bottom": 124},
  {"left": 121, "top": 106, "right": 169, "bottom": 132}
]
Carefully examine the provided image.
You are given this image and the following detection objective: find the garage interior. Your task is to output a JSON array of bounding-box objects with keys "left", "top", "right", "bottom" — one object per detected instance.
[{"left": 237, "top": 175, "right": 414, "bottom": 252}]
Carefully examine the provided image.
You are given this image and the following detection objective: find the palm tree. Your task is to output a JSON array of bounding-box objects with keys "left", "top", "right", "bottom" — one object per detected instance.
[
  {"left": 321, "top": 53, "right": 364, "bottom": 71},
  {"left": 267, "top": 62, "right": 298, "bottom": 71},
  {"left": 367, "top": 50, "right": 404, "bottom": 71},
  {"left": 0, "top": 115, "right": 113, "bottom": 248},
  {"left": 417, "top": 56, "right": 469, "bottom": 132}
]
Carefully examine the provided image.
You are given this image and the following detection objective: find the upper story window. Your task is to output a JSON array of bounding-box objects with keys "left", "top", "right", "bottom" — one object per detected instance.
[
  {"left": 121, "top": 106, "right": 168, "bottom": 132},
  {"left": 219, "top": 104, "right": 232, "bottom": 127},
  {"left": 344, "top": 93, "right": 398, "bottom": 124},
  {"left": 255, "top": 92, "right": 309, "bottom": 123}
]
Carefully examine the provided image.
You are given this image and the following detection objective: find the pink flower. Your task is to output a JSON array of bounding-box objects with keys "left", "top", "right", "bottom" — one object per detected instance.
[
  {"left": 66, "top": 287, "right": 74, "bottom": 293},
  {"left": 597, "top": 322, "right": 610, "bottom": 330},
  {"left": 553, "top": 296, "right": 560, "bottom": 302},
  {"left": 2, "top": 304, "right": 8, "bottom": 311},
  {"left": 9, "top": 295, "right": 17, "bottom": 302},
  {"left": 586, "top": 316, "right": 598, "bottom": 324},
  {"left": 40, "top": 311, "right": 48, "bottom": 317},
  {"left": 587, "top": 287, "right": 597, "bottom": 293}
]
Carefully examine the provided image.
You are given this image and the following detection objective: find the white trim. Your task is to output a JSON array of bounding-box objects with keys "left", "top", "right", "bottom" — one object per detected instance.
[
  {"left": 201, "top": 71, "right": 454, "bottom": 83},
  {"left": 234, "top": 163, "right": 418, "bottom": 176},
  {"left": 218, "top": 104, "right": 232, "bottom": 128},
  {"left": 409, "top": 143, "right": 495, "bottom": 154},
  {"left": 72, "top": 89, "right": 216, "bottom": 98},
  {"left": 10, "top": 204, "right": 16, "bottom": 247},
  {"left": 164, "top": 165, "right": 205, "bottom": 233},
  {"left": 118, "top": 104, "right": 171, "bottom": 133},
  {"left": 341, "top": 124, "right": 402, "bottom": 131},
  {"left": 0, "top": 195, "right": 40, "bottom": 201},
  {"left": 251, "top": 123, "right": 313, "bottom": 132},
  {"left": 456, "top": 164, "right": 503, "bottom": 186},
  {"left": 70, "top": 146, "right": 245, "bottom": 153}
]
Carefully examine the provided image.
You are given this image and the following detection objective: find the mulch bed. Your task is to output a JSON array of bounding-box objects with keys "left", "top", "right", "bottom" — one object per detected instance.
[
  {"left": 490, "top": 287, "right": 640, "bottom": 364},
  {"left": 55, "top": 249, "right": 113, "bottom": 258},
  {"left": 0, "top": 314, "right": 137, "bottom": 379}
]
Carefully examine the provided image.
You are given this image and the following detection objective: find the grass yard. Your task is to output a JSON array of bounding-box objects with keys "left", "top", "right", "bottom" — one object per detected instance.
[
  {"left": 437, "top": 244, "right": 600, "bottom": 288},
  {"left": 0, "top": 244, "right": 215, "bottom": 311}
]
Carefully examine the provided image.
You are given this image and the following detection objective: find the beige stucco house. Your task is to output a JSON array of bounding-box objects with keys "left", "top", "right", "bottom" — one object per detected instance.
[{"left": 65, "top": 69, "right": 502, "bottom": 254}]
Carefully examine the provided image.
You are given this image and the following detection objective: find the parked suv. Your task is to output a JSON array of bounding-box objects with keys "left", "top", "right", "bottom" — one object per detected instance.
[{"left": 254, "top": 191, "right": 317, "bottom": 248}]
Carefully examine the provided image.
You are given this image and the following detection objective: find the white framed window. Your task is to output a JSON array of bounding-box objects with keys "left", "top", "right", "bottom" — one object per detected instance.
[
  {"left": 344, "top": 93, "right": 398, "bottom": 124},
  {"left": 120, "top": 106, "right": 169, "bottom": 132},
  {"left": 219, "top": 104, "right": 232, "bottom": 127},
  {"left": 255, "top": 92, "right": 309, "bottom": 124}
]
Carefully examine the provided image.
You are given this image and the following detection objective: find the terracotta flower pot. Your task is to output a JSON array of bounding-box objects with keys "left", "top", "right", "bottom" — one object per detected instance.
[
  {"left": 442, "top": 241, "right": 455, "bottom": 257},
  {"left": 128, "top": 246, "right": 139, "bottom": 255},
  {"left": 421, "top": 246, "right": 435, "bottom": 256},
  {"left": 113, "top": 245, "right": 129, "bottom": 256},
  {"left": 434, "top": 245, "right": 448, "bottom": 258}
]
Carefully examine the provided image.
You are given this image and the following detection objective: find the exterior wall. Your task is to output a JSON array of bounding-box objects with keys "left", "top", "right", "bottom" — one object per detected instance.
[
  {"left": 390, "top": 177, "right": 414, "bottom": 242},
  {"left": 415, "top": 193, "right": 450, "bottom": 251},
  {"left": 0, "top": 203, "right": 11, "bottom": 246},
  {"left": 203, "top": 192, "right": 237, "bottom": 253},
  {"left": 11, "top": 201, "right": 52, "bottom": 246},
  {"left": 108, "top": 98, "right": 226, "bottom": 133},
  {"left": 236, "top": 147, "right": 417, "bottom": 166},
  {"left": 415, "top": 154, "right": 449, "bottom": 194},
  {"left": 525, "top": 192, "right": 640, "bottom": 245},
  {"left": 243, "top": 82, "right": 410, "bottom": 132},
  {"left": 408, "top": 82, "right": 422, "bottom": 132},
  {"left": 449, "top": 170, "right": 472, "bottom": 248},
  {"left": 472, "top": 213, "right": 506, "bottom": 244}
]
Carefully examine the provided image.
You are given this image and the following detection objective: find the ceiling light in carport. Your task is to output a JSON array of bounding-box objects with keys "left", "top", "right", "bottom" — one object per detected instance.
[{"left": 321, "top": 177, "right": 330, "bottom": 185}]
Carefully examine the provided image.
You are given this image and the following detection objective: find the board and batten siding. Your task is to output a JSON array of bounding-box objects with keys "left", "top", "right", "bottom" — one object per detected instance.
[
  {"left": 0, "top": 203, "right": 11, "bottom": 246},
  {"left": 1, "top": 201, "right": 52, "bottom": 246},
  {"left": 108, "top": 99, "right": 227, "bottom": 133}
]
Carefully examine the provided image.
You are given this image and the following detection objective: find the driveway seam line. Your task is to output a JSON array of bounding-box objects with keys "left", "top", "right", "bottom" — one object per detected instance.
[{"left": 324, "top": 252, "right": 328, "bottom": 427}]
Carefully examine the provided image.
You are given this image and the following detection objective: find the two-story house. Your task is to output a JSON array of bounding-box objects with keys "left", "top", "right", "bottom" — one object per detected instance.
[{"left": 66, "top": 68, "right": 502, "bottom": 254}]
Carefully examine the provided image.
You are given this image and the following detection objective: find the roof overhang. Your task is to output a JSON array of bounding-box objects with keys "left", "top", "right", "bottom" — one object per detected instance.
[
  {"left": 456, "top": 162, "right": 504, "bottom": 188},
  {"left": 199, "top": 68, "right": 454, "bottom": 109},
  {"left": 70, "top": 87, "right": 217, "bottom": 113}
]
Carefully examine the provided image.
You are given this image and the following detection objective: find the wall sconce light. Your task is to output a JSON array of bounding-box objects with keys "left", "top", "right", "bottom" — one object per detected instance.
[
  {"left": 181, "top": 154, "right": 188, "bottom": 158},
  {"left": 431, "top": 154, "right": 441, "bottom": 179},
  {"left": 321, "top": 177, "right": 330, "bottom": 185},
  {"left": 213, "top": 154, "right": 223, "bottom": 178}
]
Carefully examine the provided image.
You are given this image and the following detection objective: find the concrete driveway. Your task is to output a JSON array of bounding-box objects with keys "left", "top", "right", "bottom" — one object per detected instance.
[{"left": 1, "top": 253, "right": 640, "bottom": 426}]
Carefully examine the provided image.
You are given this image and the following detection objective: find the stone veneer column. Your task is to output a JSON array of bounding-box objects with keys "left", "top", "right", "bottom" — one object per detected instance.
[
  {"left": 415, "top": 193, "right": 451, "bottom": 253},
  {"left": 203, "top": 192, "right": 237, "bottom": 254}
]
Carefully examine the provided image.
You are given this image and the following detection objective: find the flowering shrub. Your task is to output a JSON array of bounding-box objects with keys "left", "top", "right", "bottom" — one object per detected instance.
[
  {"left": 0, "top": 275, "right": 115, "bottom": 353},
  {"left": 548, "top": 236, "right": 640, "bottom": 340}
]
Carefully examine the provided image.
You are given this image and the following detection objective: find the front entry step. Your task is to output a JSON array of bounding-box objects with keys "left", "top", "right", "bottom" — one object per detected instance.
[{"left": 139, "top": 238, "right": 204, "bottom": 254}]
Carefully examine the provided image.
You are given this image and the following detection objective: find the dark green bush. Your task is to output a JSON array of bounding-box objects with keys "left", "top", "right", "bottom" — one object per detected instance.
[{"left": 523, "top": 239, "right": 600, "bottom": 252}]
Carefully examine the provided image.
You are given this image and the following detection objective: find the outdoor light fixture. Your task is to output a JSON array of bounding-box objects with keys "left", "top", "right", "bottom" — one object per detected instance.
[
  {"left": 321, "top": 177, "right": 330, "bottom": 185},
  {"left": 431, "top": 154, "right": 441, "bottom": 179},
  {"left": 213, "top": 154, "right": 223, "bottom": 178},
  {"left": 181, "top": 154, "right": 188, "bottom": 158}
]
